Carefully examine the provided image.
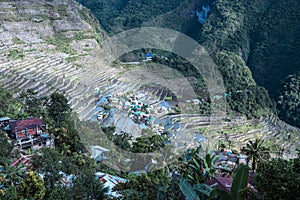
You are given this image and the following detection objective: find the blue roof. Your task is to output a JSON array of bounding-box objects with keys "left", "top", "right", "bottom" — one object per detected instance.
[
  {"left": 4, "top": 125, "right": 10, "bottom": 130},
  {"left": 145, "top": 54, "right": 153, "bottom": 57},
  {"left": 195, "top": 134, "right": 206, "bottom": 142},
  {"left": 40, "top": 133, "right": 49, "bottom": 138},
  {"left": 0, "top": 117, "right": 10, "bottom": 121}
]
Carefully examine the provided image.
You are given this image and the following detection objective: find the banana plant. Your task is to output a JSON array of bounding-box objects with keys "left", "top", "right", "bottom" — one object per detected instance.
[
  {"left": 178, "top": 178, "right": 213, "bottom": 200},
  {"left": 178, "top": 165, "right": 250, "bottom": 200}
]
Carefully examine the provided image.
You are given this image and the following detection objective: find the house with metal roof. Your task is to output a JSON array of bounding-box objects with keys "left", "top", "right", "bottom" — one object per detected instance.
[
  {"left": 145, "top": 54, "right": 153, "bottom": 61},
  {"left": 95, "top": 172, "right": 127, "bottom": 198},
  {"left": 205, "top": 174, "right": 257, "bottom": 193},
  {"left": 5, "top": 118, "right": 47, "bottom": 149}
]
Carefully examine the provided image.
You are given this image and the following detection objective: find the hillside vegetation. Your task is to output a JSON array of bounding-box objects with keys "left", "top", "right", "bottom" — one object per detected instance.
[{"left": 78, "top": 0, "right": 300, "bottom": 125}]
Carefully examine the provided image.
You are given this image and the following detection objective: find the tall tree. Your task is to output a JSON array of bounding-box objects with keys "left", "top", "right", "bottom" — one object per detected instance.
[
  {"left": 0, "top": 89, "right": 13, "bottom": 117},
  {"left": 47, "top": 92, "right": 71, "bottom": 127},
  {"left": 18, "top": 171, "right": 46, "bottom": 200},
  {"left": 277, "top": 73, "right": 300, "bottom": 128},
  {"left": 242, "top": 139, "right": 270, "bottom": 171},
  {"left": 0, "top": 133, "right": 13, "bottom": 161},
  {"left": 19, "top": 89, "right": 47, "bottom": 118},
  {"left": 70, "top": 170, "right": 108, "bottom": 200}
]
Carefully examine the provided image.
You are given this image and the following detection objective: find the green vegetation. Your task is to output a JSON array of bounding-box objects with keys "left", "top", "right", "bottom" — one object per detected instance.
[
  {"left": 277, "top": 73, "right": 300, "bottom": 128},
  {"left": 199, "top": 0, "right": 300, "bottom": 119},
  {"left": 116, "top": 169, "right": 172, "bottom": 200},
  {"left": 76, "top": 0, "right": 183, "bottom": 34},
  {"left": 0, "top": 88, "right": 107, "bottom": 199},
  {"left": 77, "top": 6, "right": 103, "bottom": 44},
  {"left": 255, "top": 158, "right": 300, "bottom": 199},
  {"left": 102, "top": 126, "right": 166, "bottom": 153},
  {"left": 18, "top": 171, "right": 46, "bottom": 200},
  {"left": 44, "top": 3, "right": 69, "bottom": 19},
  {"left": 241, "top": 139, "right": 270, "bottom": 171},
  {"left": 0, "top": 85, "right": 298, "bottom": 199},
  {"left": 1, "top": 0, "right": 299, "bottom": 198},
  {"left": 210, "top": 165, "right": 251, "bottom": 200},
  {"left": 79, "top": 0, "right": 299, "bottom": 121},
  {"left": 78, "top": 0, "right": 296, "bottom": 119},
  {"left": 44, "top": 34, "right": 77, "bottom": 55},
  {"left": 8, "top": 49, "right": 25, "bottom": 60},
  {"left": 45, "top": 32, "right": 94, "bottom": 55},
  {"left": 178, "top": 164, "right": 251, "bottom": 200},
  {"left": 247, "top": 1, "right": 300, "bottom": 98},
  {"left": 65, "top": 56, "right": 79, "bottom": 63},
  {"left": 12, "top": 37, "right": 25, "bottom": 44}
]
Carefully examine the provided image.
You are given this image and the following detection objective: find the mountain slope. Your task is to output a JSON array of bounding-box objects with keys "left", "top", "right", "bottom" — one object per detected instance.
[{"left": 0, "top": 0, "right": 114, "bottom": 120}]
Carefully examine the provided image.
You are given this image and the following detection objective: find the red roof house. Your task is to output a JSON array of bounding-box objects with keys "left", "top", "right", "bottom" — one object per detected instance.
[
  {"left": 8, "top": 118, "right": 44, "bottom": 132},
  {"left": 8, "top": 118, "right": 45, "bottom": 139},
  {"left": 205, "top": 176, "right": 233, "bottom": 192},
  {"left": 205, "top": 175, "right": 257, "bottom": 193},
  {"left": 6, "top": 118, "right": 46, "bottom": 149}
]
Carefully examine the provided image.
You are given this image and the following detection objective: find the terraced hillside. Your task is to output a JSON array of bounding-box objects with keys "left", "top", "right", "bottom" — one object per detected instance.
[
  {"left": 0, "top": 0, "right": 119, "bottom": 120},
  {"left": 0, "top": 0, "right": 299, "bottom": 157},
  {"left": 0, "top": 1, "right": 206, "bottom": 129}
]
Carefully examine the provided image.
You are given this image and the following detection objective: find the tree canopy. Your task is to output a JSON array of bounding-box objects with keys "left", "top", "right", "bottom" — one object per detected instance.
[{"left": 277, "top": 73, "right": 300, "bottom": 128}]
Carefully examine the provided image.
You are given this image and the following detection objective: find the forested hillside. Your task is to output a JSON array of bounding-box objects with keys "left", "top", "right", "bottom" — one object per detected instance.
[
  {"left": 78, "top": 0, "right": 300, "bottom": 126},
  {"left": 76, "top": 0, "right": 184, "bottom": 34}
]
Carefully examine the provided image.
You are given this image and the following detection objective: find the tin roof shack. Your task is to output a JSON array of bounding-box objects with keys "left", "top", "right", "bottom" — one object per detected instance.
[
  {"left": 95, "top": 172, "right": 127, "bottom": 198},
  {"left": 6, "top": 118, "right": 46, "bottom": 149},
  {"left": 90, "top": 145, "right": 110, "bottom": 162},
  {"left": 11, "top": 154, "right": 34, "bottom": 171}
]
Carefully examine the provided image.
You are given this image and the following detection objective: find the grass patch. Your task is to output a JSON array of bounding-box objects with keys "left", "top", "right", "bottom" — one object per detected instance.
[
  {"left": 164, "top": 96, "right": 172, "bottom": 101},
  {"left": 77, "top": 7, "right": 103, "bottom": 45},
  {"left": 44, "top": 3, "right": 69, "bottom": 19},
  {"left": 44, "top": 34, "right": 76, "bottom": 55},
  {"left": 75, "top": 63, "right": 83, "bottom": 69},
  {"left": 8, "top": 49, "right": 25, "bottom": 60},
  {"left": 12, "top": 37, "right": 25, "bottom": 44},
  {"left": 65, "top": 56, "right": 79, "bottom": 63},
  {"left": 45, "top": 31, "right": 96, "bottom": 55}
]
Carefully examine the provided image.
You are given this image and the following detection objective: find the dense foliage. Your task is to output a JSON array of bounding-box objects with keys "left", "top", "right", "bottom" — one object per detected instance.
[
  {"left": 214, "top": 51, "right": 274, "bottom": 118},
  {"left": 1, "top": 0, "right": 300, "bottom": 198},
  {"left": 0, "top": 88, "right": 107, "bottom": 199},
  {"left": 277, "top": 73, "right": 300, "bottom": 128},
  {"left": 76, "top": 0, "right": 183, "bottom": 34},
  {"left": 255, "top": 158, "right": 300, "bottom": 199},
  {"left": 247, "top": 1, "right": 300, "bottom": 98}
]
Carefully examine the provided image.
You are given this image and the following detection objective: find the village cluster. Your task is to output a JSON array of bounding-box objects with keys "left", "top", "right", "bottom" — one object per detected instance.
[{"left": 94, "top": 90, "right": 175, "bottom": 133}]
